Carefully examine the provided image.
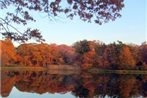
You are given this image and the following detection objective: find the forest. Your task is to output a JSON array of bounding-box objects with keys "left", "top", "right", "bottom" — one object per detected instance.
[{"left": 1, "top": 38, "right": 147, "bottom": 70}]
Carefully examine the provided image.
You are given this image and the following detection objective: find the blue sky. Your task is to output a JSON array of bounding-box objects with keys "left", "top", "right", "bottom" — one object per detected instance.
[{"left": 0, "top": 0, "right": 146, "bottom": 45}]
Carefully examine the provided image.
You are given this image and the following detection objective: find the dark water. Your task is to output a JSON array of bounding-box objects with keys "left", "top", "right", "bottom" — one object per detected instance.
[{"left": 0, "top": 70, "right": 147, "bottom": 98}]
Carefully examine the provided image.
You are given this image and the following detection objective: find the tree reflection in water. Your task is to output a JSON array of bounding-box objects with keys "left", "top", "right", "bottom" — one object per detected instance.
[{"left": 1, "top": 71, "right": 147, "bottom": 98}]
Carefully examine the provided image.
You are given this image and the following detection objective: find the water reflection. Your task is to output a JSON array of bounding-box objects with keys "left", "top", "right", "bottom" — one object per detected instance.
[
  {"left": 9, "top": 87, "right": 75, "bottom": 98},
  {"left": 1, "top": 70, "right": 147, "bottom": 98}
]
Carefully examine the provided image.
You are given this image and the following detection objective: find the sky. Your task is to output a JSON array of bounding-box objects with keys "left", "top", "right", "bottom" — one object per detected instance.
[{"left": 0, "top": 0, "right": 146, "bottom": 46}]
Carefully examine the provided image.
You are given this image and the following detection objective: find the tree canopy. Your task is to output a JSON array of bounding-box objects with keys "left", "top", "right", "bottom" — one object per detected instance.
[
  {"left": 1, "top": 39, "right": 147, "bottom": 70},
  {"left": 0, "top": 0, "right": 124, "bottom": 42}
]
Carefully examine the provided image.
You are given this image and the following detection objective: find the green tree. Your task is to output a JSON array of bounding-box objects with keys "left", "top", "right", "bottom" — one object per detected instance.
[{"left": 73, "top": 40, "right": 97, "bottom": 54}]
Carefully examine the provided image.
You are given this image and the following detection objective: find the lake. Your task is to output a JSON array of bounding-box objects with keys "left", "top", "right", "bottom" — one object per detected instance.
[{"left": 0, "top": 70, "right": 147, "bottom": 98}]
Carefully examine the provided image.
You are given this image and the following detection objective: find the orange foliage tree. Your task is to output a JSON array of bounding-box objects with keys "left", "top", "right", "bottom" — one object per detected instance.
[
  {"left": 17, "top": 43, "right": 52, "bottom": 66},
  {"left": 81, "top": 51, "right": 98, "bottom": 69},
  {"left": 0, "top": 39, "right": 17, "bottom": 66},
  {"left": 118, "top": 46, "right": 135, "bottom": 69}
]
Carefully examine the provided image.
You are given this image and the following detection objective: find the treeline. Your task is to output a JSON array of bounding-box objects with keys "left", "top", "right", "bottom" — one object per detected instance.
[{"left": 1, "top": 39, "right": 147, "bottom": 70}]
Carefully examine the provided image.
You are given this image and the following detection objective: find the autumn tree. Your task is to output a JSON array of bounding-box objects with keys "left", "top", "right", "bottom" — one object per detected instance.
[
  {"left": 0, "top": 39, "right": 17, "bottom": 66},
  {"left": 103, "top": 41, "right": 124, "bottom": 69},
  {"left": 118, "top": 46, "right": 135, "bottom": 69},
  {"left": 127, "top": 44, "right": 140, "bottom": 65},
  {"left": 0, "top": 0, "right": 124, "bottom": 42},
  {"left": 138, "top": 42, "right": 147, "bottom": 69},
  {"left": 81, "top": 51, "right": 98, "bottom": 69},
  {"left": 49, "top": 44, "right": 64, "bottom": 64},
  {"left": 17, "top": 43, "right": 75, "bottom": 66},
  {"left": 17, "top": 43, "right": 35, "bottom": 66},
  {"left": 95, "top": 42, "right": 110, "bottom": 68},
  {"left": 73, "top": 40, "right": 136, "bottom": 70},
  {"left": 73, "top": 40, "right": 99, "bottom": 69},
  {"left": 139, "top": 43, "right": 147, "bottom": 64},
  {"left": 57, "top": 45, "right": 77, "bottom": 64},
  {"left": 17, "top": 43, "right": 52, "bottom": 66}
]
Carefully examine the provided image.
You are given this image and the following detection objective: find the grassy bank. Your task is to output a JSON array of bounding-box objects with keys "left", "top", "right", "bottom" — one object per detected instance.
[
  {"left": 1, "top": 64, "right": 80, "bottom": 71},
  {"left": 1, "top": 67, "right": 147, "bottom": 74},
  {"left": 0, "top": 66, "right": 80, "bottom": 71},
  {"left": 89, "top": 68, "right": 147, "bottom": 74},
  {"left": 0, "top": 67, "right": 81, "bottom": 75},
  {"left": 0, "top": 67, "right": 46, "bottom": 71}
]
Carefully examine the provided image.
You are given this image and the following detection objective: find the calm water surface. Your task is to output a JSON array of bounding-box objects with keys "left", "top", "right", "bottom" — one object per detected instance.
[{"left": 1, "top": 70, "right": 147, "bottom": 98}]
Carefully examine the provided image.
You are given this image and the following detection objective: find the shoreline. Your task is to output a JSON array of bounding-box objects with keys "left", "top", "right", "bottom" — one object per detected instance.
[
  {"left": 89, "top": 68, "right": 147, "bottom": 74},
  {"left": 1, "top": 67, "right": 147, "bottom": 74}
]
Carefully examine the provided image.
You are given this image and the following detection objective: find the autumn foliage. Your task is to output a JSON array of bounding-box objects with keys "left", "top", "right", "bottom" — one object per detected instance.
[
  {"left": 0, "top": 39, "right": 17, "bottom": 66},
  {"left": 118, "top": 46, "right": 135, "bottom": 69},
  {"left": 0, "top": 39, "right": 147, "bottom": 70}
]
